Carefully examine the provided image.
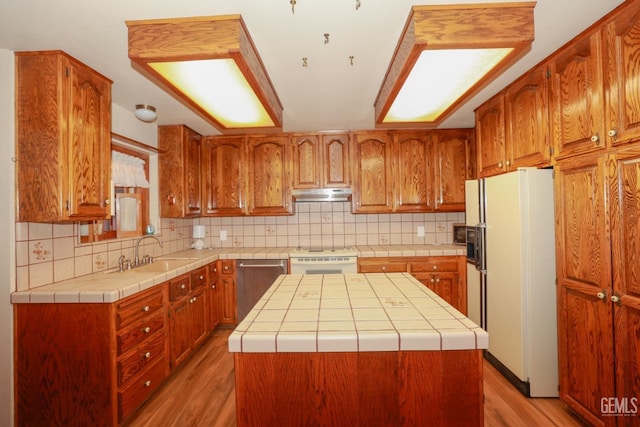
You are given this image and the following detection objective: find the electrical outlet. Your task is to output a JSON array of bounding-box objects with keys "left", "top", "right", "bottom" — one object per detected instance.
[
  {"left": 417, "top": 225, "right": 425, "bottom": 237},
  {"left": 220, "top": 230, "right": 227, "bottom": 241}
]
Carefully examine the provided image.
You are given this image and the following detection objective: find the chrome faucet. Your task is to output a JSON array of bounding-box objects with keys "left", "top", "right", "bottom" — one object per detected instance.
[{"left": 134, "top": 235, "right": 163, "bottom": 266}]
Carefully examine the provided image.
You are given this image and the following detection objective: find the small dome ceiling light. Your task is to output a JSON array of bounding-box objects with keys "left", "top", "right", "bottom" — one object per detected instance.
[{"left": 134, "top": 104, "right": 157, "bottom": 122}]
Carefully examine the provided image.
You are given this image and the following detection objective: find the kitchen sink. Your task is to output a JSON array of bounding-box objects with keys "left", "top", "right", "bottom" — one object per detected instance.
[{"left": 130, "top": 259, "right": 194, "bottom": 273}]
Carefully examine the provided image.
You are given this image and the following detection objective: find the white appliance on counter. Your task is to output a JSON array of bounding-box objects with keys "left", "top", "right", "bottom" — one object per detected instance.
[
  {"left": 289, "top": 247, "right": 358, "bottom": 274},
  {"left": 465, "top": 168, "right": 558, "bottom": 397}
]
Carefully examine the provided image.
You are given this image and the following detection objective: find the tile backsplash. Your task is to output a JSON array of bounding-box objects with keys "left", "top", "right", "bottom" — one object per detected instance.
[{"left": 15, "top": 202, "right": 464, "bottom": 291}]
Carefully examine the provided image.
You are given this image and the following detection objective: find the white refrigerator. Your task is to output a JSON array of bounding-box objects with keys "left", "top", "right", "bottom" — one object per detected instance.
[{"left": 465, "top": 168, "right": 558, "bottom": 397}]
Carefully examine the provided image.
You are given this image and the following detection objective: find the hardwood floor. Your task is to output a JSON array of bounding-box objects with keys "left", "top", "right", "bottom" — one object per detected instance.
[{"left": 126, "top": 328, "right": 586, "bottom": 427}]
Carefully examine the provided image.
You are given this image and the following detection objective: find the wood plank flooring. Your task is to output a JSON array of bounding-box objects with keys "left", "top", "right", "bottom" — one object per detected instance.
[{"left": 126, "top": 328, "right": 586, "bottom": 427}]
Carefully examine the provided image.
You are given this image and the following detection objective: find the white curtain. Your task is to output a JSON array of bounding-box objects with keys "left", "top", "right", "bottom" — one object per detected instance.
[{"left": 111, "top": 151, "right": 150, "bottom": 188}]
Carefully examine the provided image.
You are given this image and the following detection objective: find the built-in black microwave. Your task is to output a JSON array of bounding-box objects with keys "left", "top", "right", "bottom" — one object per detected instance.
[
  {"left": 465, "top": 226, "right": 484, "bottom": 269},
  {"left": 453, "top": 223, "right": 466, "bottom": 245}
]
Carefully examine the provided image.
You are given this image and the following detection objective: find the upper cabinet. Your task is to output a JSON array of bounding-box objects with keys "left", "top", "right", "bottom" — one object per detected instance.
[
  {"left": 351, "top": 132, "right": 394, "bottom": 213},
  {"left": 549, "top": 29, "right": 606, "bottom": 159},
  {"left": 603, "top": 5, "right": 640, "bottom": 147},
  {"left": 202, "top": 136, "right": 246, "bottom": 216},
  {"left": 158, "top": 125, "right": 202, "bottom": 218},
  {"left": 247, "top": 135, "right": 292, "bottom": 216},
  {"left": 291, "top": 133, "right": 350, "bottom": 189},
  {"left": 352, "top": 130, "right": 472, "bottom": 214},
  {"left": 433, "top": 129, "right": 474, "bottom": 212},
  {"left": 476, "top": 63, "right": 552, "bottom": 177},
  {"left": 16, "top": 50, "right": 112, "bottom": 222}
]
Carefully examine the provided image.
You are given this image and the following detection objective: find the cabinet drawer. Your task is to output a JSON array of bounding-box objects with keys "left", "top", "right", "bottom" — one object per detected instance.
[
  {"left": 116, "top": 286, "right": 164, "bottom": 330},
  {"left": 220, "top": 260, "right": 235, "bottom": 275},
  {"left": 410, "top": 257, "right": 458, "bottom": 273},
  {"left": 117, "top": 310, "right": 165, "bottom": 355},
  {"left": 118, "top": 357, "right": 167, "bottom": 423},
  {"left": 169, "top": 274, "right": 190, "bottom": 301},
  {"left": 359, "top": 261, "right": 407, "bottom": 273},
  {"left": 190, "top": 267, "right": 207, "bottom": 289},
  {"left": 118, "top": 332, "right": 165, "bottom": 386},
  {"left": 209, "top": 262, "right": 218, "bottom": 276}
]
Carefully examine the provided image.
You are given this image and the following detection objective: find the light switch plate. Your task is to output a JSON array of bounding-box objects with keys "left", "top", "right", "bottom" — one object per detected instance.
[
  {"left": 417, "top": 226, "right": 425, "bottom": 237},
  {"left": 220, "top": 230, "right": 227, "bottom": 241}
]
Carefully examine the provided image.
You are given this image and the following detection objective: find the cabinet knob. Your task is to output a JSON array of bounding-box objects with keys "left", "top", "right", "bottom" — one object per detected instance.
[
  {"left": 381, "top": 266, "right": 386, "bottom": 271},
  {"left": 432, "top": 265, "right": 437, "bottom": 270},
  {"left": 142, "top": 305, "right": 150, "bottom": 312},
  {"left": 181, "top": 284, "right": 186, "bottom": 290},
  {"left": 596, "top": 290, "right": 607, "bottom": 300},
  {"left": 505, "top": 160, "right": 511, "bottom": 167},
  {"left": 199, "top": 275, "right": 204, "bottom": 280},
  {"left": 607, "top": 129, "right": 618, "bottom": 138},
  {"left": 435, "top": 277, "right": 440, "bottom": 283},
  {"left": 590, "top": 134, "right": 600, "bottom": 144},
  {"left": 144, "top": 352, "right": 151, "bottom": 359},
  {"left": 211, "top": 284, "right": 216, "bottom": 289},
  {"left": 213, "top": 268, "right": 217, "bottom": 273},
  {"left": 430, "top": 278, "right": 435, "bottom": 283},
  {"left": 145, "top": 380, "right": 152, "bottom": 387},
  {"left": 143, "top": 326, "right": 151, "bottom": 333},
  {"left": 498, "top": 161, "right": 504, "bottom": 169},
  {"left": 104, "top": 199, "right": 110, "bottom": 205},
  {"left": 611, "top": 294, "right": 621, "bottom": 306}
]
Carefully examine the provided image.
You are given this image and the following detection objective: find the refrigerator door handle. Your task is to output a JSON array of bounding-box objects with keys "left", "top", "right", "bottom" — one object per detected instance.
[{"left": 476, "top": 223, "right": 487, "bottom": 273}]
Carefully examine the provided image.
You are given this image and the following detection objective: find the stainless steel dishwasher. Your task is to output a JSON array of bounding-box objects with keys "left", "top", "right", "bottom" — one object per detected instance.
[{"left": 236, "top": 259, "right": 288, "bottom": 322}]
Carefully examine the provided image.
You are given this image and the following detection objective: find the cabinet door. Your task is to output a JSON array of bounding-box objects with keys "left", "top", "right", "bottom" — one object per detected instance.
[
  {"left": 189, "top": 287, "right": 208, "bottom": 348},
  {"left": 352, "top": 132, "right": 394, "bottom": 213},
  {"left": 322, "top": 133, "right": 350, "bottom": 188},
  {"left": 433, "top": 130, "right": 470, "bottom": 212},
  {"left": 554, "top": 155, "right": 614, "bottom": 425},
  {"left": 218, "top": 276, "right": 237, "bottom": 325},
  {"left": 609, "top": 148, "right": 640, "bottom": 415},
  {"left": 247, "top": 136, "right": 292, "bottom": 215},
  {"left": 394, "top": 131, "right": 433, "bottom": 212},
  {"left": 475, "top": 95, "right": 506, "bottom": 177},
  {"left": 550, "top": 30, "right": 606, "bottom": 159},
  {"left": 504, "top": 64, "right": 552, "bottom": 168},
  {"left": 202, "top": 136, "right": 246, "bottom": 216},
  {"left": 604, "top": 6, "right": 640, "bottom": 147},
  {"left": 184, "top": 128, "right": 202, "bottom": 216},
  {"left": 292, "top": 134, "right": 321, "bottom": 189},
  {"left": 67, "top": 60, "right": 112, "bottom": 220},
  {"left": 158, "top": 125, "right": 202, "bottom": 218},
  {"left": 417, "top": 272, "right": 459, "bottom": 309},
  {"left": 169, "top": 297, "right": 191, "bottom": 368}
]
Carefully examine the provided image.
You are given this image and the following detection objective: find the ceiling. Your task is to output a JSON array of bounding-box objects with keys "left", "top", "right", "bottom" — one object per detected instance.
[{"left": 0, "top": 0, "right": 625, "bottom": 136}]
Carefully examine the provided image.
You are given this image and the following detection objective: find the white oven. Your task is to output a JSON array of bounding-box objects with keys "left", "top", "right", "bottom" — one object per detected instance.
[{"left": 289, "top": 247, "right": 358, "bottom": 274}]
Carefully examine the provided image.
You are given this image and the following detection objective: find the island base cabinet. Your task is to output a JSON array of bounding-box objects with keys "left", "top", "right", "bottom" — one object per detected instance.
[{"left": 234, "top": 350, "right": 483, "bottom": 427}]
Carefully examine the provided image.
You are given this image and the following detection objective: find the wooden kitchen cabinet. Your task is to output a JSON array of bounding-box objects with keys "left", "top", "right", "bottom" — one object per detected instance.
[
  {"left": 432, "top": 129, "right": 474, "bottom": 212},
  {"left": 168, "top": 268, "right": 208, "bottom": 368},
  {"left": 158, "top": 125, "right": 202, "bottom": 218},
  {"left": 394, "top": 131, "right": 433, "bottom": 212},
  {"left": 603, "top": 3, "right": 640, "bottom": 147},
  {"left": 291, "top": 133, "right": 351, "bottom": 189},
  {"left": 476, "top": 63, "right": 552, "bottom": 178},
  {"left": 247, "top": 135, "right": 292, "bottom": 216},
  {"left": 358, "top": 256, "right": 467, "bottom": 314},
  {"left": 351, "top": 131, "right": 395, "bottom": 213},
  {"left": 201, "top": 136, "right": 247, "bottom": 216},
  {"left": 218, "top": 260, "right": 238, "bottom": 325},
  {"left": 207, "top": 261, "right": 220, "bottom": 331},
  {"left": 15, "top": 285, "right": 169, "bottom": 426},
  {"left": 15, "top": 50, "right": 112, "bottom": 222},
  {"left": 550, "top": 29, "right": 606, "bottom": 160}
]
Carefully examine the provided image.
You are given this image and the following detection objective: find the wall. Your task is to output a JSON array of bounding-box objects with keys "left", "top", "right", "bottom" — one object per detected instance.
[
  {"left": 16, "top": 208, "right": 464, "bottom": 290},
  {"left": 0, "top": 48, "right": 16, "bottom": 427}
]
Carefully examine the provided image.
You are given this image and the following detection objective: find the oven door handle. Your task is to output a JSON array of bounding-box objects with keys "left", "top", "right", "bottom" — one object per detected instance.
[
  {"left": 290, "top": 259, "right": 358, "bottom": 265},
  {"left": 238, "top": 261, "right": 286, "bottom": 268}
]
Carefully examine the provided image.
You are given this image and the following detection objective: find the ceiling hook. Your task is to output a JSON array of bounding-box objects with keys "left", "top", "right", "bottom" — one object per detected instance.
[
  {"left": 349, "top": 56, "right": 354, "bottom": 66},
  {"left": 324, "top": 33, "right": 330, "bottom": 44},
  {"left": 302, "top": 57, "right": 308, "bottom": 67},
  {"left": 290, "top": 0, "right": 296, "bottom": 14},
  {"left": 355, "top": 0, "right": 361, "bottom": 10}
]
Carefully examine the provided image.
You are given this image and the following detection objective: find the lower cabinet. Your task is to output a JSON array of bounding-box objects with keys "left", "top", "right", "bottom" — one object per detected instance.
[
  {"left": 15, "top": 285, "right": 170, "bottom": 426},
  {"left": 207, "top": 261, "right": 220, "bottom": 331},
  {"left": 218, "top": 260, "right": 238, "bottom": 325},
  {"left": 169, "top": 267, "right": 208, "bottom": 369},
  {"left": 358, "top": 256, "right": 467, "bottom": 314}
]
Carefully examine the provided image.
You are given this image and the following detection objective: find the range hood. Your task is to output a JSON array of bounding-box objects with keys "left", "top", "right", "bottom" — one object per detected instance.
[{"left": 292, "top": 188, "right": 352, "bottom": 203}]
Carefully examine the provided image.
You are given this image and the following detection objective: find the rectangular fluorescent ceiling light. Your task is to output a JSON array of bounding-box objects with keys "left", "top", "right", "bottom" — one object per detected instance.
[
  {"left": 127, "top": 15, "right": 282, "bottom": 132},
  {"left": 375, "top": 3, "right": 535, "bottom": 127}
]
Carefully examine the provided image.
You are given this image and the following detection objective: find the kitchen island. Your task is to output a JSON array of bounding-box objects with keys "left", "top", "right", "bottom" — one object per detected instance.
[{"left": 228, "top": 273, "right": 488, "bottom": 427}]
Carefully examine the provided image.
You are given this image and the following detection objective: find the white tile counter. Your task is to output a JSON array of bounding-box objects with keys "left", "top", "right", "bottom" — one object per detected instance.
[
  {"left": 229, "top": 272, "right": 487, "bottom": 353},
  {"left": 11, "top": 245, "right": 465, "bottom": 304}
]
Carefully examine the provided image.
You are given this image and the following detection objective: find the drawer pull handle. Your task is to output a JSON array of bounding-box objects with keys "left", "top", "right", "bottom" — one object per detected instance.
[
  {"left": 145, "top": 380, "right": 151, "bottom": 387},
  {"left": 381, "top": 266, "right": 386, "bottom": 271},
  {"left": 432, "top": 265, "right": 437, "bottom": 270},
  {"left": 144, "top": 352, "right": 151, "bottom": 359},
  {"left": 180, "top": 284, "right": 186, "bottom": 290},
  {"left": 143, "top": 326, "right": 151, "bottom": 333},
  {"left": 199, "top": 275, "right": 204, "bottom": 280},
  {"left": 142, "top": 305, "right": 150, "bottom": 312}
]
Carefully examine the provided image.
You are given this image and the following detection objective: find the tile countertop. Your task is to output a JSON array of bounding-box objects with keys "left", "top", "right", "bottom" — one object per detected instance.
[
  {"left": 228, "top": 272, "right": 488, "bottom": 353},
  {"left": 10, "top": 244, "right": 465, "bottom": 304}
]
